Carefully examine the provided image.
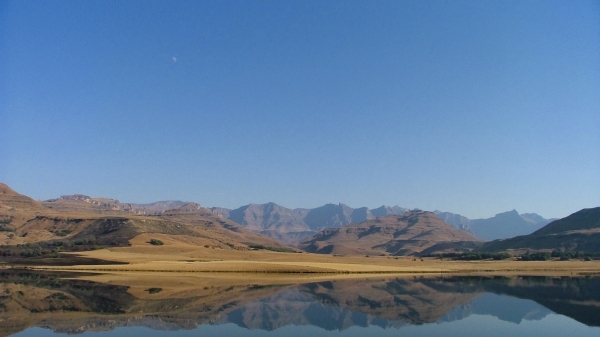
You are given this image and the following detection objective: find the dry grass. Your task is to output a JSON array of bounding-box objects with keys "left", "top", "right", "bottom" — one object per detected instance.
[{"left": 30, "top": 239, "right": 600, "bottom": 276}]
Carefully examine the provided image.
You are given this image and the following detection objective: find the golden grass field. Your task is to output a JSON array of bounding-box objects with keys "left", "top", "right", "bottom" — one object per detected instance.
[{"left": 27, "top": 235, "right": 600, "bottom": 277}]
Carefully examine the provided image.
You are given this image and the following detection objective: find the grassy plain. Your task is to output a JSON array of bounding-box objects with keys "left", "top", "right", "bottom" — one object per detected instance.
[{"left": 28, "top": 235, "right": 600, "bottom": 277}]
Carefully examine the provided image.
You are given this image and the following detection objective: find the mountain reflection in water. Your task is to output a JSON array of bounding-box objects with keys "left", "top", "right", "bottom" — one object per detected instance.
[{"left": 0, "top": 270, "right": 599, "bottom": 336}]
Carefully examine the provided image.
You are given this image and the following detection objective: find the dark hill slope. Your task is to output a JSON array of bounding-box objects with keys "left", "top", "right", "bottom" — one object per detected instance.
[
  {"left": 483, "top": 207, "right": 600, "bottom": 252},
  {"left": 532, "top": 207, "right": 600, "bottom": 236},
  {"left": 299, "top": 211, "right": 483, "bottom": 256}
]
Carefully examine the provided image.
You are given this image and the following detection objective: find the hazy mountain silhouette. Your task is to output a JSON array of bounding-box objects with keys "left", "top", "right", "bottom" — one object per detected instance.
[
  {"left": 470, "top": 210, "right": 554, "bottom": 240},
  {"left": 299, "top": 211, "right": 483, "bottom": 256},
  {"left": 371, "top": 205, "right": 410, "bottom": 217},
  {"left": 215, "top": 203, "right": 407, "bottom": 244},
  {"left": 433, "top": 211, "right": 472, "bottom": 232},
  {"left": 483, "top": 207, "right": 600, "bottom": 253},
  {"left": 440, "top": 293, "right": 550, "bottom": 324},
  {"left": 434, "top": 209, "right": 554, "bottom": 240},
  {"left": 217, "top": 201, "right": 554, "bottom": 244}
]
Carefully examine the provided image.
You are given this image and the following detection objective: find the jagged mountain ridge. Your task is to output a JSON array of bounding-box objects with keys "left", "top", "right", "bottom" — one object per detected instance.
[
  {"left": 1, "top": 182, "right": 556, "bottom": 244},
  {"left": 214, "top": 203, "right": 410, "bottom": 244},
  {"left": 434, "top": 209, "right": 554, "bottom": 240},
  {"left": 217, "top": 202, "right": 553, "bottom": 244},
  {"left": 483, "top": 207, "right": 600, "bottom": 253},
  {"left": 470, "top": 210, "right": 555, "bottom": 241},
  {"left": 299, "top": 211, "right": 484, "bottom": 256}
]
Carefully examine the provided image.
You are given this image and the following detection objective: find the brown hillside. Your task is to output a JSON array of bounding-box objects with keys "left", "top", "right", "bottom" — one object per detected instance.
[
  {"left": 0, "top": 183, "right": 292, "bottom": 257},
  {"left": 156, "top": 203, "right": 291, "bottom": 249},
  {"left": 0, "top": 183, "right": 42, "bottom": 210},
  {"left": 299, "top": 211, "right": 483, "bottom": 256}
]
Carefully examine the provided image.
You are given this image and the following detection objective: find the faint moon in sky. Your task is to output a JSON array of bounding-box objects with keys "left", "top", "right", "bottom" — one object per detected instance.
[{"left": 172, "top": 56, "right": 177, "bottom": 62}]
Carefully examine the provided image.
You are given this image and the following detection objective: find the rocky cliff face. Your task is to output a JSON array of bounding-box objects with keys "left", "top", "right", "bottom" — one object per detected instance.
[{"left": 43, "top": 195, "right": 187, "bottom": 215}]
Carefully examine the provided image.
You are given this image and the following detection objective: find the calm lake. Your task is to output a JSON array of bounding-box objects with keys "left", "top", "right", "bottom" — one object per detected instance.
[{"left": 1, "top": 271, "right": 599, "bottom": 337}]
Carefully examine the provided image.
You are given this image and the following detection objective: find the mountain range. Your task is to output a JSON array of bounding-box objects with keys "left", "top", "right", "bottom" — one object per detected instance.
[
  {"left": 43, "top": 194, "right": 188, "bottom": 215},
  {"left": 299, "top": 211, "right": 483, "bottom": 256},
  {"left": 483, "top": 206, "right": 600, "bottom": 253},
  {"left": 1, "top": 182, "right": 596, "bottom": 258},
  {"left": 0, "top": 183, "right": 289, "bottom": 259},
  {"left": 2, "top": 181, "right": 555, "bottom": 244},
  {"left": 39, "top": 195, "right": 555, "bottom": 243},
  {"left": 208, "top": 203, "right": 557, "bottom": 243},
  {"left": 433, "top": 209, "right": 556, "bottom": 240},
  {"left": 211, "top": 203, "right": 410, "bottom": 243},
  {"left": 214, "top": 203, "right": 553, "bottom": 243}
]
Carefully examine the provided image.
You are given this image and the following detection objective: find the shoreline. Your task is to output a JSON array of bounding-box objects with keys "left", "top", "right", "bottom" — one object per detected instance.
[{"left": 4, "top": 245, "right": 600, "bottom": 278}]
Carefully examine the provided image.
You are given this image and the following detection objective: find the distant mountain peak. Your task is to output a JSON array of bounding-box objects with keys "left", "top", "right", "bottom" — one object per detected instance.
[
  {"left": 484, "top": 207, "right": 600, "bottom": 253},
  {"left": 300, "top": 211, "right": 483, "bottom": 256},
  {"left": 469, "top": 209, "right": 552, "bottom": 241},
  {"left": 176, "top": 202, "right": 203, "bottom": 210}
]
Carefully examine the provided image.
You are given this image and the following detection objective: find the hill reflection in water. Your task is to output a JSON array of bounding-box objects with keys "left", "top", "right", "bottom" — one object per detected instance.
[{"left": 0, "top": 270, "right": 599, "bottom": 336}]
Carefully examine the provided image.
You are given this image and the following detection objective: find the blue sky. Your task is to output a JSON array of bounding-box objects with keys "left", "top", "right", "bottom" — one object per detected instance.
[{"left": 1, "top": 0, "right": 599, "bottom": 219}]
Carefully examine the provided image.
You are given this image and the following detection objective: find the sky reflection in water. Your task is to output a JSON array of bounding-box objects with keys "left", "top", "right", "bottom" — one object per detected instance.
[
  {"left": 14, "top": 315, "right": 600, "bottom": 337},
  {"left": 3, "top": 273, "right": 600, "bottom": 337}
]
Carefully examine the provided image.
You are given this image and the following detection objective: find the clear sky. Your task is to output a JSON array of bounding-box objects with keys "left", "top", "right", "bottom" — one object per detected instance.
[{"left": 1, "top": 0, "right": 599, "bottom": 219}]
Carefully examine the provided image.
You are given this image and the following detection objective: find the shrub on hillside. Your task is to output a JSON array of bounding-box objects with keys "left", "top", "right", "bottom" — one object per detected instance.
[
  {"left": 519, "top": 252, "right": 550, "bottom": 261},
  {"left": 248, "top": 244, "right": 294, "bottom": 253},
  {"left": 55, "top": 229, "right": 72, "bottom": 237},
  {"left": 428, "top": 252, "right": 512, "bottom": 261}
]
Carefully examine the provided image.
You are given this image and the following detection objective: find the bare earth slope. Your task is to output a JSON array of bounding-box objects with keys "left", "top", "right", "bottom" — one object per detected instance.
[
  {"left": 483, "top": 207, "right": 600, "bottom": 253},
  {"left": 299, "top": 211, "right": 484, "bottom": 256},
  {"left": 0, "top": 183, "right": 291, "bottom": 258},
  {"left": 0, "top": 183, "right": 43, "bottom": 210}
]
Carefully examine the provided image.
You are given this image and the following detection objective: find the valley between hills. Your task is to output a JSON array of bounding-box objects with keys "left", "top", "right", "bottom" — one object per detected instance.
[{"left": 1, "top": 182, "right": 600, "bottom": 276}]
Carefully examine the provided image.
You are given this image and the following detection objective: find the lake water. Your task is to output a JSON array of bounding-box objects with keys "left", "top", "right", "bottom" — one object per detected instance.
[{"left": 1, "top": 271, "right": 599, "bottom": 337}]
